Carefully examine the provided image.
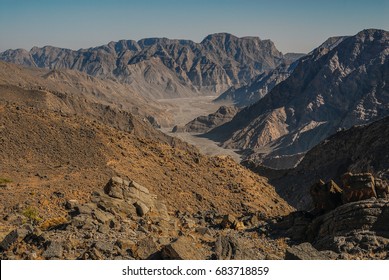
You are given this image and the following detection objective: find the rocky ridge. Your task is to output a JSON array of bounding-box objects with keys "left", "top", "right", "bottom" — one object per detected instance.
[
  {"left": 0, "top": 61, "right": 174, "bottom": 126},
  {"left": 172, "top": 105, "right": 239, "bottom": 134},
  {"left": 0, "top": 33, "right": 287, "bottom": 98},
  {"left": 0, "top": 177, "right": 291, "bottom": 260},
  {"left": 260, "top": 115, "right": 389, "bottom": 210},
  {"left": 207, "top": 29, "right": 389, "bottom": 168},
  {"left": 214, "top": 59, "right": 302, "bottom": 107}
]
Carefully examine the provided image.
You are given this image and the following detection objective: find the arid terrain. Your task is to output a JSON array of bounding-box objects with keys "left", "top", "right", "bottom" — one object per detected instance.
[{"left": 1, "top": 29, "right": 389, "bottom": 260}]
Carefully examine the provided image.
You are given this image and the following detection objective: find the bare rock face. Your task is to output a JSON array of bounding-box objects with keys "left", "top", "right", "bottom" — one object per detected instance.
[
  {"left": 208, "top": 29, "right": 389, "bottom": 168},
  {"left": 272, "top": 172, "right": 389, "bottom": 260},
  {"left": 0, "top": 33, "right": 286, "bottom": 98},
  {"left": 266, "top": 115, "right": 389, "bottom": 211},
  {"left": 308, "top": 199, "right": 389, "bottom": 259},
  {"left": 214, "top": 59, "right": 303, "bottom": 107},
  {"left": 103, "top": 177, "right": 162, "bottom": 219},
  {"left": 285, "top": 243, "right": 335, "bottom": 260},
  {"left": 341, "top": 173, "right": 377, "bottom": 204},
  {"left": 375, "top": 179, "right": 389, "bottom": 199},
  {"left": 174, "top": 105, "right": 239, "bottom": 134},
  {"left": 310, "top": 180, "right": 343, "bottom": 214},
  {"left": 160, "top": 236, "right": 205, "bottom": 260}
]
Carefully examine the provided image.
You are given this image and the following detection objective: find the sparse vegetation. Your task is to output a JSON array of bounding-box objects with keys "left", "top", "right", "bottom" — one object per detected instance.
[
  {"left": 0, "top": 177, "right": 12, "bottom": 184},
  {"left": 22, "top": 207, "right": 42, "bottom": 225}
]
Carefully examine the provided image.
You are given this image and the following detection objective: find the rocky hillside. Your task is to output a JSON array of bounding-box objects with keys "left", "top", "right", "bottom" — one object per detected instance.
[
  {"left": 172, "top": 105, "right": 239, "bottom": 134},
  {"left": 0, "top": 61, "right": 174, "bottom": 126},
  {"left": 208, "top": 29, "right": 389, "bottom": 168},
  {"left": 0, "top": 176, "right": 292, "bottom": 260},
  {"left": 263, "top": 116, "right": 389, "bottom": 210},
  {"left": 214, "top": 58, "right": 302, "bottom": 107},
  {"left": 0, "top": 61, "right": 294, "bottom": 259},
  {"left": 270, "top": 172, "right": 389, "bottom": 260},
  {"left": 0, "top": 33, "right": 286, "bottom": 98}
]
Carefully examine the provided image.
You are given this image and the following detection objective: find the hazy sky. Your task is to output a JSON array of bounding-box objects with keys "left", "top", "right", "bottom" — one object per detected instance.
[{"left": 0, "top": 0, "right": 388, "bottom": 53}]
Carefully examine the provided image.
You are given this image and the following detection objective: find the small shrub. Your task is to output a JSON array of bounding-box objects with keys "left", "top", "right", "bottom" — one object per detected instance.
[
  {"left": 0, "top": 177, "right": 12, "bottom": 184},
  {"left": 22, "top": 207, "right": 42, "bottom": 225}
]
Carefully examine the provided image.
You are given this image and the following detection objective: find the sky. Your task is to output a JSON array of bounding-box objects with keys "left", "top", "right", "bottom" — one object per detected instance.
[{"left": 0, "top": 0, "right": 388, "bottom": 54}]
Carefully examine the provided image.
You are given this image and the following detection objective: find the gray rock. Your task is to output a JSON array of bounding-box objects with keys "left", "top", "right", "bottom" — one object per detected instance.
[
  {"left": 94, "top": 241, "right": 114, "bottom": 254},
  {"left": 65, "top": 199, "right": 78, "bottom": 210},
  {"left": 93, "top": 208, "right": 115, "bottom": 225},
  {"left": 97, "top": 224, "right": 110, "bottom": 234},
  {"left": 161, "top": 236, "right": 204, "bottom": 260},
  {"left": 215, "top": 235, "right": 241, "bottom": 260},
  {"left": 134, "top": 201, "right": 149, "bottom": 217},
  {"left": 104, "top": 177, "right": 125, "bottom": 199},
  {"left": 135, "top": 237, "right": 159, "bottom": 260},
  {"left": 77, "top": 203, "right": 96, "bottom": 215},
  {"left": 43, "top": 241, "right": 63, "bottom": 259},
  {"left": 0, "top": 225, "right": 33, "bottom": 250},
  {"left": 285, "top": 243, "right": 332, "bottom": 260},
  {"left": 0, "top": 230, "right": 18, "bottom": 250}
]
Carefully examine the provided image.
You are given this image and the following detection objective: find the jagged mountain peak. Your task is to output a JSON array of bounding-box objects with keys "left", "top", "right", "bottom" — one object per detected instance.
[
  {"left": 207, "top": 29, "right": 389, "bottom": 168},
  {"left": 0, "top": 33, "right": 287, "bottom": 98}
]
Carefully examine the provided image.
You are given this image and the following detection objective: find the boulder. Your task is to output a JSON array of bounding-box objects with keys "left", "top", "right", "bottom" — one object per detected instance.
[
  {"left": 310, "top": 179, "right": 342, "bottom": 213},
  {"left": 104, "top": 177, "right": 155, "bottom": 211},
  {"left": 285, "top": 243, "right": 335, "bottom": 260},
  {"left": 0, "top": 225, "right": 32, "bottom": 250},
  {"left": 133, "top": 201, "right": 150, "bottom": 217},
  {"left": 342, "top": 173, "right": 377, "bottom": 203},
  {"left": 93, "top": 208, "right": 115, "bottom": 225},
  {"left": 43, "top": 241, "right": 63, "bottom": 259},
  {"left": 94, "top": 241, "right": 114, "bottom": 254},
  {"left": 220, "top": 214, "right": 245, "bottom": 230},
  {"left": 215, "top": 235, "right": 242, "bottom": 260},
  {"left": 161, "top": 236, "right": 205, "bottom": 260},
  {"left": 104, "top": 176, "right": 126, "bottom": 199},
  {"left": 135, "top": 237, "right": 160, "bottom": 260},
  {"left": 65, "top": 199, "right": 79, "bottom": 210},
  {"left": 375, "top": 178, "right": 389, "bottom": 199},
  {"left": 307, "top": 199, "right": 389, "bottom": 257}
]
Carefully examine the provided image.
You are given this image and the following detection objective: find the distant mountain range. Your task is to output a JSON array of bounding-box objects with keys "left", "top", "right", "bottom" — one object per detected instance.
[
  {"left": 207, "top": 29, "right": 389, "bottom": 168},
  {"left": 0, "top": 33, "right": 299, "bottom": 99}
]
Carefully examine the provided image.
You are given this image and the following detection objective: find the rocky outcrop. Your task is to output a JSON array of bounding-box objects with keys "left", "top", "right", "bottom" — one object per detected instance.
[
  {"left": 309, "top": 173, "right": 388, "bottom": 214},
  {"left": 285, "top": 243, "right": 337, "bottom": 260},
  {"left": 310, "top": 180, "right": 343, "bottom": 214},
  {"left": 0, "top": 33, "right": 287, "bottom": 98},
  {"left": 208, "top": 29, "right": 389, "bottom": 168},
  {"left": 214, "top": 59, "right": 302, "bottom": 107},
  {"left": 0, "top": 177, "right": 291, "bottom": 260},
  {"left": 269, "top": 116, "right": 389, "bottom": 210},
  {"left": 341, "top": 173, "right": 377, "bottom": 203},
  {"left": 272, "top": 173, "right": 389, "bottom": 260},
  {"left": 308, "top": 199, "right": 389, "bottom": 259},
  {"left": 172, "top": 106, "right": 239, "bottom": 134}
]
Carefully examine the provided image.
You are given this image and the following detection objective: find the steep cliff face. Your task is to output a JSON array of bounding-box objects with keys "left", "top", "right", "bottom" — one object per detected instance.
[
  {"left": 208, "top": 29, "right": 389, "bottom": 168},
  {"left": 0, "top": 33, "right": 286, "bottom": 98}
]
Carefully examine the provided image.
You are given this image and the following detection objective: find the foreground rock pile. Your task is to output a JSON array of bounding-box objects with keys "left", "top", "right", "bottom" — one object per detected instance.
[
  {"left": 0, "top": 177, "right": 288, "bottom": 260},
  {"left": 271, "top": 172, "right": 389, "bottom": 260}
]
